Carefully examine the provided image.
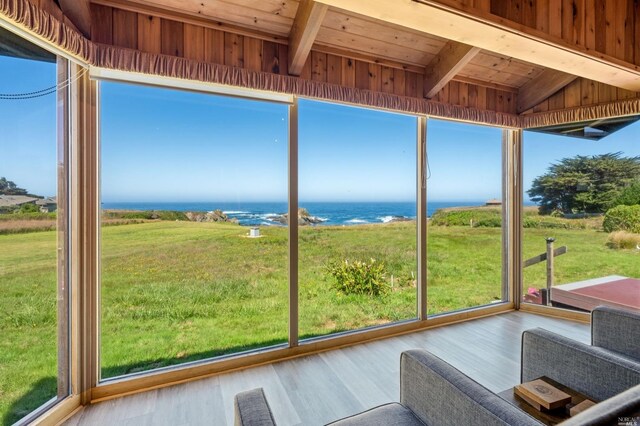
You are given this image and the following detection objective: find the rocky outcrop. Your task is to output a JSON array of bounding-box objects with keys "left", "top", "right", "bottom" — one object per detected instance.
[
  {"left": 185, "top": 209, "right": 238, "bottom": 223},
  {"left": 270, "top": 207, "right": 324, "bottom": 226}
]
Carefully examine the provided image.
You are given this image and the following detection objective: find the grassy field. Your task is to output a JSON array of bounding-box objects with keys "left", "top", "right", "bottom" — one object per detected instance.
[
  {"left": 0, "top": 231, "right": 58, "bottom": 425},
  {"left": 1, "top": 219, "right": 640, "bottom": 424},
  {"left": 523, "top": 227, "right": 640, "bottom": 290}
]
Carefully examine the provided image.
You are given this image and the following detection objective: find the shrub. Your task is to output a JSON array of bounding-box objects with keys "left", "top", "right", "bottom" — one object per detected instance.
[
  {"left": 431, "top": 207, "right": 597, "bottom": 229},
  {"left": 104, "top": 210, "right": 189, "bottom": 221},
  {"left": 0, "top": 211, "right": 55, "bottom": 221},
  {"left": 606, "top": 231, "right": 640, "bottom": 250},
  {"left": 430, "top": 208, "right": 502, "bottom": 227},
  {"left": 613, "top": 181, "right": 640, "bottom": 207},
  {"left": 474, "top": 217, "right": 502, "bottom": 227},
  {"left": 603, "top": 205, "right": 640, "bottom": 233},
  {"left": 326, "top": 258, "right": 387, "bottom": 296},
  {"left": 19, "top": 203, "right": 40, "bottom": 213},
  {"left": 523, "top": 216, "right": 588, "bottom": 230}
]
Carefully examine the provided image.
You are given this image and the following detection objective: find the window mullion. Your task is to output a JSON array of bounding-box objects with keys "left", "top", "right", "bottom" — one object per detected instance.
[
  {"left": 418, "top": 116, "right": 428, "bottom": 320},
  {"left": 289, "top": 97, "right": 299, "bottom": 347}
]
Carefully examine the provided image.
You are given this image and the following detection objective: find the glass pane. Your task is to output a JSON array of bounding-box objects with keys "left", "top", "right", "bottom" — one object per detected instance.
[
  {"left": 298, "top": 99, "right": 417, "bottom": 339},
  {"left": 0, "top": 32, "right": 64, "bottom": 423},
  {"left": 100, "top": 82, "right": 289, "bottom": 378},
  {"left": 523, "top": 119, "right": 640, "bottom": 312},
  {"left": 426, "top": 119, "right": 504, "bottom": 315}
]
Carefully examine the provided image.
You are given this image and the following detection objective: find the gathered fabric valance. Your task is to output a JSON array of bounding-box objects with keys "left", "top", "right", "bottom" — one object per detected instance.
[
  {"left": 93, "top": 43, "right": 521, "bottom": 127},
  {"left": 1, "top": 0, "right": 94, "bottom": 62},
  {"left": 2, "top": 0, "right": 638, "bottom": 128},
  {"left": 522, "top": 98, "right": 640, "bottom": 129}
]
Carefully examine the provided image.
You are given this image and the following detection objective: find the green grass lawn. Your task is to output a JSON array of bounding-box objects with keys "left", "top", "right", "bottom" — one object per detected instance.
[
  {"left": 1, "top": 220, "right": 639, "bottom": 424},
  {"left": 0, "top": 231, "right": 57, "bottom": 426},
  {"left": 523, "top": 227, "right": 640, "bottom": 290}
]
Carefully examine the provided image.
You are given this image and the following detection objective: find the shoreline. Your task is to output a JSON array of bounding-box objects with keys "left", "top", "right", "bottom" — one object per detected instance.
[
  {"left": 100, "top": 208, "right": 417, "bottom": 227},
  {"left": 100, "top": 207, "right": 418, "bottom": 227}
]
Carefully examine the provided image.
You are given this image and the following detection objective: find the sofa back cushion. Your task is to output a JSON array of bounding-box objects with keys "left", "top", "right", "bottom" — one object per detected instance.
[
  {"left": 592, "top": 306, "right": 640, "bottom": 362},
  {"left": 401, "top": 350, "right": 540, "bottom": 426}
]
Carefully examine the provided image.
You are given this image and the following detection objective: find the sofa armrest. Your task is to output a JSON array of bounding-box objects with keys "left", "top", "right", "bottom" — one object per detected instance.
[
  {"left": 559, "top": 383, "right": 640, "bottom": 426},
  {"left": 400, "top": 350, "right": 540, "bottom": 426},
  {"left": 234, "top": 388, "right": 277, "bottom": 426},
  {"left": 592, "top": 306, "right": 640, "bottom": 361},
  {"left": 521, "top": 328, "right": 640, "bottom": 402}
]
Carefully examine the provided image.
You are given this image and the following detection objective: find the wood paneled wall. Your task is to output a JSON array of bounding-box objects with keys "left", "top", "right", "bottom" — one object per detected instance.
[
  {"left": 432, "top": 80, "right": 516, "bottom": 113},
  {"left": 488, "top": 0, "right": 640, "bottom": 66},
  {"left": 89, "top": 4, "right": 518, "bottom": 114},
  {"left": 522, "top": 77, "right": 640, "bottom": 114}
]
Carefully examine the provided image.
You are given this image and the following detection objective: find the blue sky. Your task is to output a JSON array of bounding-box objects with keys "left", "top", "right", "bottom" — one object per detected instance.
[
  {"left": 100, "top": 82, "right": 289, "bottom": 202},
  {"left": 0, "top": 56, "right": 57, "bottom": 197},
  {"left": 426, "top": 118, "right": 503, "bottom": 202},
  {"left": 523, "top": 124, "right": 640, "bottom": 201},
  {"left": 1, "top": 53, "right": 639, "bottom": 203},
  {"left": 299, "top": 99, "right": 416, "bottom": 202}
]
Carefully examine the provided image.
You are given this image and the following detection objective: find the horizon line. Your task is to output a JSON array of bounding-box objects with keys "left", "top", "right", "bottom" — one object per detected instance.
[{"left": 100, "top": 199, "right": 534, "bottom": 204}]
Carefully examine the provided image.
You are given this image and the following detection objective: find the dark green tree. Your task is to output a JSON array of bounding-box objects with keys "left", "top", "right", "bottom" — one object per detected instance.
[
  {"left": 613, "top": 180, "right": 640, "bottom": 207},
  {"left": 528, "top": 153, "right": 640, "bottom": 215},
  {"left": 0, "top": 177, "right": 28, "bottom": 195}
]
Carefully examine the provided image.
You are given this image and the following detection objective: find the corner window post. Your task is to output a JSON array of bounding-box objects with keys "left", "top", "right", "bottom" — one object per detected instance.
[
  {"left": 418, "top": 116, "right": 427, "bottom": 320},
  {"left": 502, "top": 128, "right": 523, "bottom": 308},
  {"left": 289, "top": 97, "right": 299, "bottom": 347}
]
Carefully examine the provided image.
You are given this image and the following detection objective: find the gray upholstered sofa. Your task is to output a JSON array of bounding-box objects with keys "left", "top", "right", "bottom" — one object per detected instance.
[
  {"left": 235, "top": 306, "right": 640, "bottom": 425},
  {"left": 522, "top": 306, "right": 640, "bottom": 404}
]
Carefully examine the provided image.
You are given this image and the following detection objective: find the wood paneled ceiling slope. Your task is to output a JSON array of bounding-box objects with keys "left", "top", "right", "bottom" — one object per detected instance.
[{"left": 57, "top": 0, "right": 640, "bottom": 116}]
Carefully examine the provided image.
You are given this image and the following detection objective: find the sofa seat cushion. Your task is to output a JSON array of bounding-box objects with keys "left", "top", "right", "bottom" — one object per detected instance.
[{"left": 328, "top": 402, "right": 426, "bottom": 426}]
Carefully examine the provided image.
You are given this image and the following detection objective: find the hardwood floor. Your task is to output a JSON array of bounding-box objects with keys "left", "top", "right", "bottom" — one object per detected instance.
[{"left": 63, "top": 312, "right": 589, "bottom": 426}]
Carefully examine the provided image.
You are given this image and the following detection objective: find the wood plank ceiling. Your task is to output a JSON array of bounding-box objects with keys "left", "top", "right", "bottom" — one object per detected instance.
[{"left": 88, "top": 0, "right": 603, "bottom": 109}]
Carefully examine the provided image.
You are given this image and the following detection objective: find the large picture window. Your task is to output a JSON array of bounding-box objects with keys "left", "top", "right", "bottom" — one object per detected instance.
[
  {"left": 298, "top": 100, "right": 418, "bottom": 338},
  {"left": 97, "top": 83, "right": 513, "bottom": 378},
  {"left": 522, "top": 118, "right": 640, "bottom": 312},
  {"left": 0, "top": 28, "right": 69, "bottom": 424},
  {"left": 426, "top": 119, "right": 505, "bottom": 315},
  {"left": 100, "top": 82, "right": 289, "bottom": 378}
]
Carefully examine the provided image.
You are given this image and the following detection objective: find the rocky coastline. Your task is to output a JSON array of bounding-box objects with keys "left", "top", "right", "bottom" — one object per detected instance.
[
  {"left": 185, "top": 209, "right": 238, "bottom": 223},
  {"left": 268, "top": 208, "right": 324, "bottom": 226},
  {"left": 103, "top": 207, "right": 413, "bottom": 226}
]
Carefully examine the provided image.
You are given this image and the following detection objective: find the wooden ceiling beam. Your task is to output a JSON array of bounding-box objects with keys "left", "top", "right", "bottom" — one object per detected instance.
[
  {"left": 288, "top": 0, "right": 328, "bottom": 76},
  {"left": 313, "top": 0, "right": 640, "bottom": 91},
  {"left": 424, "top": 41, "right": 480, "bottom": 98},
  {"left": 517, "top": 69, "right": 578, "bottom": 113},
  {"left": 59, "top": 0, "right": 92, "bottom": 38}
]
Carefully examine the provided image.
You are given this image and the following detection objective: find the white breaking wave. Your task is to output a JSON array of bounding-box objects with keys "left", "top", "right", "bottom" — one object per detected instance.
[
  {"left": 260, "top": 213, "right": 285, "bottom": 222},
  {"left": 378, "top": 216, "right": 394, "bottom": 223},
  {"left": 312, "top": 216, "right": 329, "bottom": 222},
  {"left": 222, "top": 210, "right": 249, "bottom": 215},
  {"left": 346, "top": 218, "right": 368, "bottom": 224}
]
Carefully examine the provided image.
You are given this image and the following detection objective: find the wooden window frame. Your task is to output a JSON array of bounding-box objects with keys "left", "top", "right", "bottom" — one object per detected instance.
[
  {"left": 6, "top": 48, "right": 76, "bottom": 426},
  {"left": 89, "top": 83, "right": 515, "bottom": 400},
  {"left": 85, "top": 72, "right": 590, "bottom": 404}
]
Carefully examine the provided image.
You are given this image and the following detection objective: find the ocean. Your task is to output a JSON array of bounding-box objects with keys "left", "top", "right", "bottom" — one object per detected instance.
[{"left": 101, "top": 201, "right": 487, "bottom": 226}]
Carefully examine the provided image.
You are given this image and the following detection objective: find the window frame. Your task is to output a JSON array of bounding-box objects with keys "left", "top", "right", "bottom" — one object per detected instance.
[
  {"left": 91, "top": 73, "right": 513, "bottom": 386},
  {"left": 0, "top": 35, "right": 74, "bottom": 426}
]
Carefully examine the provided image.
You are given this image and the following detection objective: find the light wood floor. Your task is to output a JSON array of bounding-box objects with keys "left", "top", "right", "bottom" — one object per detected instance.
[{"left": 63, "top": 312, "right": 589, "bottom": 426}]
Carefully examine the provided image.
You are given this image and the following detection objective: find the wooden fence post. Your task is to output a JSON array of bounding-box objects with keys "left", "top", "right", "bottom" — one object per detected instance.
[{"left": 546, "top": 237, "right": 555, "bottom": 305}]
